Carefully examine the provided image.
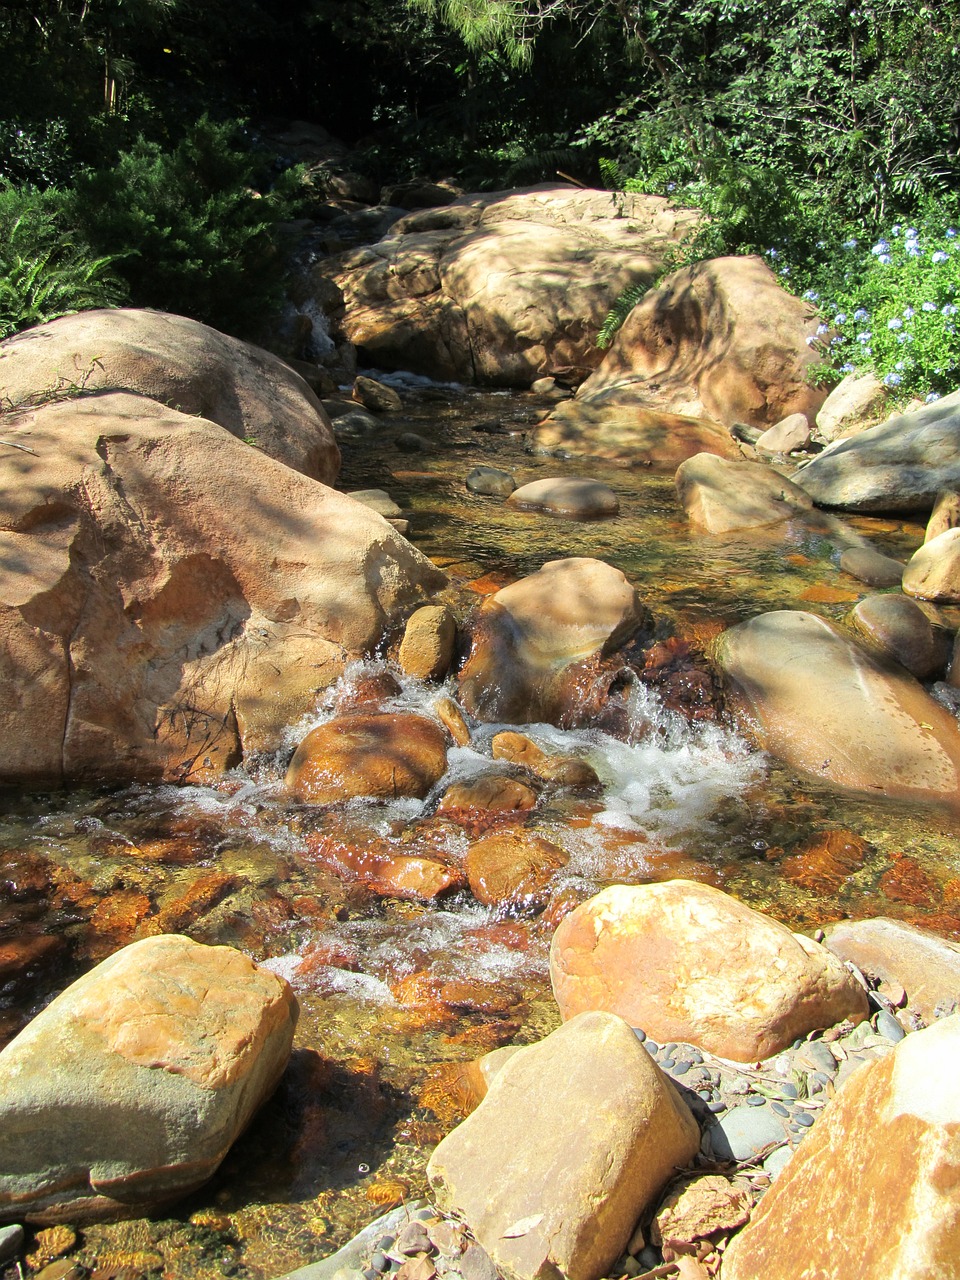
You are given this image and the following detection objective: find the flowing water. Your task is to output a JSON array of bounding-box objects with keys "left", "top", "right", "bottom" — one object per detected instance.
[{"left": 3, "top": 381, "right": 960, "bottom": 1279}]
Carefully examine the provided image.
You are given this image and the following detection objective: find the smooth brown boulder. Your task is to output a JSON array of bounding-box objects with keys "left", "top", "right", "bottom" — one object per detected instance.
[
  {"left": 465, "top": 831, "right": 567, "bottom": 907},
  {"left": 438, "top": 774, "right": 539, "bottom": 815},
  {"left": 0, "top": 935, "right": 297, "bottom": 1224},
  {"left": 716, "top": 610, "right": 960, "bottom": 807},
  {"left": 398, "top": 605, "right": 457, "bottom": 681},
  {"left": 822, "top": 918, "right": 960, "bottom": 1023},
  {"left": 902, "top": 527, "right": 960, "bottom": 602},
  {"left": 491, "top": 731, "right": 599, "bottom": 788},
  {"left": 838, "top": 545, "right": 905, "bottom": 586},
  {"left": 533, "top": 256, "right": 825, "bottom": 464},
  {"left": 0, "top": 392, "right": 444, "bottom": 784},
  {"left": 851, "top": 594, "right": 949, "bottom": 679},
  {"left": 285, "top": 713, "right": 449, "bottom": 804},
  {"left": 755, "top": 412, "right": 811, "bottom": 457},
  {"left": 427, "top": 1011, "right": 700, "bottom": 1280},
  {"left": 549, "top": 881, "right": 868, "bottom": 1062},
  {"left": 675, "top": 453, "right": 815, "bottom": 533},
  {"left": 722, "top": 1014, "right": 960, "bottom": 1280},
  {"left": 506, "top": 478, "right": 619, "bottom": 521},
  {"left": 0, "top": 308, "right": 339, "bottom": 482},
  {"left": 458, "top": 558, "right": 647, "bottom": 725}
]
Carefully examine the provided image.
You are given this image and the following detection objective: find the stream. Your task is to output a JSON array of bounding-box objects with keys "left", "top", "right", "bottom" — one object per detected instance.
[{"left": 3, "top": 380, "right": 960, "bottom": 1280}]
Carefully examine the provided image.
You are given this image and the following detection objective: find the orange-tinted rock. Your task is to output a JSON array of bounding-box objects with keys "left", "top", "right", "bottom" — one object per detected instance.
[
  {"left": 427, "top": 1012, "right": 700, "bottom": 1280},
  {"left": 0, "top": 935, "right": 297, "bottom": 1223},
  {"left": 433, "top": 696, "right": 471, "bottom": 746},
  {"left": 722, "top": 1014, "right": 960, "bottom": 1280},
  {"left": 334, "top": 670, "right": 403, "bottom": 714},
  {"left": 491, "top": 731, "right": 600, "bottom": 789},
  {"left": 84, "top": 890, "right": 154, "bottom": 959},
  {"left": 0, "top": 934, "right": 64, "bottom": 983},
  {"left": 438, "top": 774, "right": 538, "bottom": 814},
  {"left": 150, "top": 873, "right": 240, "bottom": 934},
  {"left": 822, "top": 917, "right": 960, "bottom": 1023},
  {"left": 781, "top": 830, "right": 869, "bottom": 894},
  {"left": 880, "top": 853, "right": 943, "bottom": 907},
  {"left": 285, "top": 713, "right": 449, "bottom": 804},
  {"left": 652, "top": 1175, "right": 752, "bottom": 1247},
  {"left": 309, "top": 836, "right": 463, "bottom": 901},
  {"left": 550, "top": 881, "right": 868, "bottom": 1062},
  {"left": 465, "top": 830, "right": 568, "bottom": 908}
]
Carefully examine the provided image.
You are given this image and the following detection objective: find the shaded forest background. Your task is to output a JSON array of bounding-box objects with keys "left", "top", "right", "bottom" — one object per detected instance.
[{"left": 1, "top": 0, "right": 959, "bottom": 349}]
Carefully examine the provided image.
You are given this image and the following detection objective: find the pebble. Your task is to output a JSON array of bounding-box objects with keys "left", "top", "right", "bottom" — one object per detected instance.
[
  {"left": 771, "top": 1102, "right": 790, "bottom": 1118},
  {"left": 779, "top": 1082, "right": 798, "bottom": 1099},
  {"left": 796, "top": 1041, "right": 838, "bottom": 1076},
  {"left": 792, "top": 1110, "right": 815, "bottom": 1128},
  {"left": 672, "top": 1059, "right": 693, "bottom": 1075},
  {"left": 661, "top": 1058, "right": 676, "bottom": 1071},
  {"left": 706, "top": 1103, "right": 786, "bottom": 1162},
  {"left": 0, "top": 1225, "right": 22, "bottom": 1267},
  {"left": 632, "top": 1027, "right": 646, "bottom": 1042},
  {"left": 746, "top": 1093, "right": 766, "bottom": 1106},
  {"left": 875, "top": 1009, "right": 906, "bottom": 1042},
  {"left": 763, "top": 1147, "right": 794, "bottom": 1179},
  {"left": 645, "top": 1041, "right": 660, "bottom": 1055}
]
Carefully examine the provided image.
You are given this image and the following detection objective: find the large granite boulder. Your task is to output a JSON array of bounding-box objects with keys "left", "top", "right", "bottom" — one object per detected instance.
[
  {"left": 796, "top": 389, "right": 960, "bottom": 512},
  {"left": 0, "top": 390, "right": 445, "bottom": 784},
  {"left": 716, "top": 610, "right": 960, "bottom": 806},
  {"left": 722, "top": 1014, "right": 960, "bottom": 1280},
  {"left": 427, "top": 1011, "right": 700, "bottom": 1280},
  {"left": 549, "top": 881, "right": 867, "bottom": 1062},
  {"left": 457, "top": 558, "right": 648, "bottom": 724},
  {"left": 531, "top": 256, "right": 826, "bottom": 464},
  {"left": 330, "top": 185, "right": 700, "bottom": 385},
  {"left": 0, "top": 934, "right": 297, "bottom": 1224},
  {"left": 0, "top": 308, "right": 339, "bottom": 482}
]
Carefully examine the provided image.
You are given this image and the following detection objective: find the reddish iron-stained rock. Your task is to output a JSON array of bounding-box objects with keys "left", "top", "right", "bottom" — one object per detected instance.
[
  {"left": 427, "top": 1012, "right": 700, "bottom": 1280},
  {"left": 880, "top": 853, "right": 943, "bottom": 907},
  {"left": 722, "top": 1014, "right": 960, "bottom": 1280},
  {"left": 465, "top": 830, "right": 568, "bottom": 908},
  {"left": 438, "top": 774, "right": 539, "bottom": 815},
  {"left": 0, "top": 935, "right": 297, "bottom": 1223},
  {"left": 491, "top": 731, "right": 600, "bottom": 789},
  {"left": 308, "top": 835, "right": 463, "bottom": 901},
  {"left": 433, "top": 696, "right": 472, "bottom": 746},
  {"left": 550, "top": 881, "right": 868, "bottom": 1061},
  {"left": 286, "top": 713, "right": 449, "bottom": 804},
  {"left": 781, "top": 830, "right": 869, "bottom": 894}
]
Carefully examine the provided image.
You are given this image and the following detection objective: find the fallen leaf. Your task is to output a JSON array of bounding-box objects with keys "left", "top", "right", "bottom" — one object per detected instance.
[{"left": 502, "top": 1214, "right": 544, "bottom": 1238}]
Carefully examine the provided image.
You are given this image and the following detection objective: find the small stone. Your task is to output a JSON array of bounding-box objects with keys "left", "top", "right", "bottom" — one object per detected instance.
[
  {"left": 506, "top": 477, "right": 620, "bottom": 521},
  {"left": 793, "top": 1110, "right": 815, "bottom": 1127},
  {"left": 646, "top": 1041, "right": 660, "bottom": 1055},
  {"left": 466, "top": 466, "right": 517, "bottom": 498},
  {"left": 708, "top": 1101, "right": 727, "bottom": 1114},
  {"left": 0, "top": 1225, "right": 24, "bottom": 1267},
  {"left": 746, "top": 1094, "right": 767, "bottom": 1107},
  {"left": 633, "top": 1028, "right": 647, "bottom": 1042},
  {"left": 395, "top": 1221, "right": 434, "bottom": 1256},
  {"left": 396, "top": 433, "right": 429, "bottom": 452},
  {"left": 874, "top": 1009, "right": 906, "bottom": 1042},
  {"left": 354, "top": 375, "right": 403, "bottom": 413},
  {"left": 762, "top": 1147, "right": 794, "bottom": 1179},
  {"left": 372, "top": 1252, "right": 389, "bottom": 1272},
  {"left": 779, "top": 1082, "right": 798, "bottom": 1099},
  {"left": 794, "top": 1041, "right": 838, "bottom": 1076},
  {"left": 673, "top": 1060, "right": 693, "bottom": 1076},
  {"left": 459, "top": 1243, "right": 500, "bottom": 1280},
  {"left": 365, "top": 1268, "right": 381, "bottom": 1280},
  {"left": 771, "top": 1103, "right": 790, "bottom": 1118},
  {"left": 707, "top": 1105, "right": 787, "bottom": 1162},
  {"left": 661, "top": 1058, "right": 677, "bottom": 1071}
]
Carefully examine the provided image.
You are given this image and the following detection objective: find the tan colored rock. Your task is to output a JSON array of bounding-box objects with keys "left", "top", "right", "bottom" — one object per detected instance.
[
  {"left": 822, "top": 917, "right": 960, "bottom": 1023},
  {"left": 458, "top": 558, "right": 647, "bottom": 724},
  {"left": 398, "top": 605, "right": 457, "bottom": 681},
  {"left": 651, "top": 1175, "right": 752, "bottom": 1247},
  {"left": 491, "top": 731, "right": 599, "bottom": 788},
  {"left": 549, "top": 881, "right": 868, "bottom": 1062},
  {"left": 926, "top": 490, "right": 960, "bottom": 542},
  {"left": 285, "top": 713, "right": 449, "bottom": 804},
  {"left": 838, "top": 545, "right": 904, "bottom": 586},
  {"left": 0, "top": 308, "right": 339, "bottom": 482},
  {"left": 716, "top": 610, "right": 960, "bottom": 806},
  {"left": 333, "top": 185, "right": 700, "bottom": 385},
  {"left": 903, "top": 527, "right": 960, "bottom": 602},
  {"left": 348, "top": 489, "right": 404, "bottom": 518},
  {"left": 0, "top": 392, "right": 444, "bottom": 785},
  {"left": 322, "top": 845, "right": 464, "bottom": 901},
  {"left": 438, "top": 774, "right": 539, "bottom": 815},
  {"left": 0, "top": 935, "right": 297, "bottom": 1224},
  {"left": 851, "top": 594, "right": 949, "bottom": 679},
  {"left": 465, "top": 831, "right": 567, "bottom": 907},
  {"left": 433, "top": 695, "right": 471, "bottom": 746},
  {"left": 675, "top": 454, "right": 814, "bottom": 533},
  {"left": 814, "top": 369, "right": 889, "bottom": 443},
  {"left": 754, "top": 412, "right": 811, "bottom": 457},
  {"left": 533, "top": 256, "right": 825, "bottom": 464},
  {"left": 353, "top": 375, "right": 402, "bottom": 412},
  {"left": 530, "top": 402, "right": 740, "bottom": 469},
  {"left": 427, "top": 1011, "right": 700, "bottom": 1280},
  {"left": 506, "top": 478, "right": 619, "bottom": 520},
  {"left": 721, "top": 1014, "right": 960, "bottom": 1280}
]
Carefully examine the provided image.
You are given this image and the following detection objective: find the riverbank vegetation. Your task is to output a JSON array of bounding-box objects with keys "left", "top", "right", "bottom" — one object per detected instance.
[{"left": 1, "top": 0, "right": 958, "bottom": 392}]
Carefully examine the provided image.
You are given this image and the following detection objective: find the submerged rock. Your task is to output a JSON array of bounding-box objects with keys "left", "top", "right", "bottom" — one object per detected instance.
[
  {"left": 549, "top": 881, "right": 867, "bottom": 1062},
  {"left": 675, "top": 453, "right": 815, "bottom": 533},
  {"left": 286, "top": 713, "right": 449, "bottom": 803},
  {"left": 458, "top": 558, "right": 648, "bottom": 725},
  {"left": 505, "top": 477, "right": 620, "bottom": 521},
  {"left": 0, "top": 935, "right": 297, "bottom": 1224},
  {"left": 464, "top": 830, "right": 567, "bottom": 907},
  {"left": 721, "top": 1014, "right": 960, "bottom": 1280},
  {"left": 427, "top": 1011, "right": 700, "bottom": 1280},
  {"left": 716, "top": 610, "right": 960, "bottom": 806},
  {"left": 851, "top": 594, "right": 949, "bottom": 678}
]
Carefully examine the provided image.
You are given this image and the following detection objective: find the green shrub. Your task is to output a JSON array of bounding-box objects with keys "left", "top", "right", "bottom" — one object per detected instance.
[
  {"left": 0, "top": 186, "right": 126, "bottom": 340},
  {"left": 67, "top": 116, "right": 294, "bottom": 338}
]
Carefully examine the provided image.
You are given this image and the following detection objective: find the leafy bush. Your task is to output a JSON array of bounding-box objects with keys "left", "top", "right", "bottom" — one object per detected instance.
[
  {"left": 793, "top": 215, "right": 960, "bottom": 403},
  {"left": 67, "top": 117, "right": 294, "bottom": 338},
  {"left": 0, "top": 186, "right": 126, "bottom": 340}
]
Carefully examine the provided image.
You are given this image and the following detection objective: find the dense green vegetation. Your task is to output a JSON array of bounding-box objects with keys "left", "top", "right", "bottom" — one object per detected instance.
[{"left": 1, "top": 0, "right": 959, "bottom": 393}]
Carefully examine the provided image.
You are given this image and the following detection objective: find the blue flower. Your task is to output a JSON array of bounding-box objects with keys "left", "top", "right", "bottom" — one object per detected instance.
[
  {"left": 943, "top": 304, "right": 958, "bottom": 316},
  {"left": 947, "top": 229, "right": 958, "bottom": 239},
  {"left": 926, "top": 392, "right": 942, "bottom": 402},
  {"left": 871, "top": 240, "right": 890, "bottom": 255},
  {"left": 887, "top": 317, "right": 903, "bottom": 330},
  {"left": 816, "top": 323, "right": 829, "bottom": 336},
  {"left": 834, "top": 312, "right": 848, "bottom": 325},
  {"left": 803, "top": 289, "right": 820, "bottom": 301},
  {"left": 853, "top": 307, "right": 869, "bottom": 321},
  {"left": 906, "top": 242, "right": 922, "bottom": 257},
  {"left": 933, "top": 250, "right": 950, "bottom": 264},
  {"left": 883, "top": 372, "right": 902, "bottom": 387},
  {"left": 843, "top": 238, "right": 858, "bottom": 250},
  {"left": 856, "top": 331, "right": 872, "bottom": 343},
  {"left": 896, "top": 332, "right": 914, "bottom": 343},
  {"left": 922, "top": 300, "right": 937, "bottom": 311},
  {"left": 877, "top": 253, "right": 891, "bottom": 265},
  {"left": 904, "top": 227, "right": 919, "bottom": 239},
  {"left": 805, "top": 335, "right": 817, "bottom": 347},
  {"left": 840, "top": 363, "right": 855, "bottom": 373},
  {"left": 903, "top": 306, "right": 915, "bottom": 319},
  {"left": 891, "top": 224, "right": 902, "bottom": 236},
  {"left": 766, "top": 248, "right": 778, "bottom": 259}
]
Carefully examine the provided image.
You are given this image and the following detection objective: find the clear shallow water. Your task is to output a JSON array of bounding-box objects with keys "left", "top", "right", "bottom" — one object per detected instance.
[{"left": 2, "top": 383, "right": 959, "bottom": 1279}]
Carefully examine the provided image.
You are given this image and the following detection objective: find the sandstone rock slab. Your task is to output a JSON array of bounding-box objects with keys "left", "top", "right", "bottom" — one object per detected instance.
[
  {"left": 903, "top": 527, "right": 960, "bottom": 602},
  {"left": 722, "top": 1014, "right": 960, "bottom": 1280},
  {"left": 427, "top": 1011, "right": 700, "bottom": 1280},
  {"left": 549, "top": 881, "right": 868, "bottom": 1062},
  {"left": 814, "top": 370, "right": 889, "bottom": 443},
  {"left": 0, "top": 935, "right": 297, "bottom": 1224},
  {"left": 716, "top": 610, "right": 960, "bottom": 806}
]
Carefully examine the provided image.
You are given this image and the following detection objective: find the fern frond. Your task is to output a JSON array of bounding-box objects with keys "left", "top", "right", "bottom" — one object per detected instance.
[{"left": 597, "top": 281, "right": 649, "bottom": 349}]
